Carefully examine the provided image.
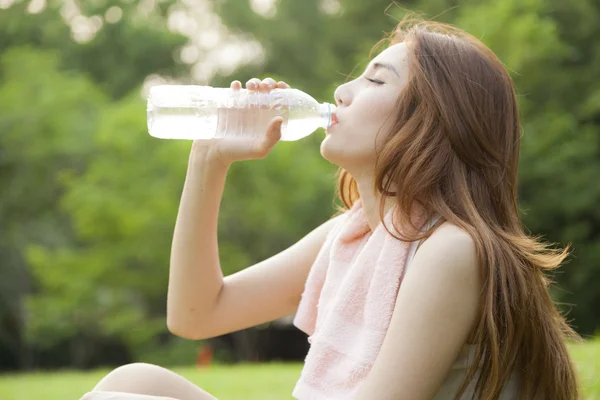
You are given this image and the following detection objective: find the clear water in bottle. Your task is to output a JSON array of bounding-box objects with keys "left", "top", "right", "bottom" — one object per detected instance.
[{"left": 147, "top": 85, "right": 335, "bottom": 141}]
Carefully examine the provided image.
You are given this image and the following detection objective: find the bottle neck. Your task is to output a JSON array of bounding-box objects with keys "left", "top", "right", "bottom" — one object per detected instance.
[{"left": 318, "top": 102, "right": 335, "bottom": 128}]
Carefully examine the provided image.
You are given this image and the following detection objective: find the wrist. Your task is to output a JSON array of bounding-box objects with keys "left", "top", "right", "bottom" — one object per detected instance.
[{"left": 189, "top": 141, "right": 230, "bottom": 172}]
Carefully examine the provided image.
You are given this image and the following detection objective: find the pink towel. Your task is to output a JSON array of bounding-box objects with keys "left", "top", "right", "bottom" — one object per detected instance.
[{"left": 292, "top": 199, "right": 428, "bottom": 400}]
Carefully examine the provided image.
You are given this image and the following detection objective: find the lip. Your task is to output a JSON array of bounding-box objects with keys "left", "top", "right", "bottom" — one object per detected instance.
[{"left": 327, "top": 112, "right": 339, "bottom": 130}]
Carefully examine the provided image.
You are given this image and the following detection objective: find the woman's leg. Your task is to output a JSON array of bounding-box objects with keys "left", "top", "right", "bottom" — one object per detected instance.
[{"left": 81, "top": 363, "right": 218, "bottom": 400}]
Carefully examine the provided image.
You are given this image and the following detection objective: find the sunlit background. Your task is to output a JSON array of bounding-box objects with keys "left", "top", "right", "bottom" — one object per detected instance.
[{"left": 0, "top": 0, "right": 599, "bottom": 398}]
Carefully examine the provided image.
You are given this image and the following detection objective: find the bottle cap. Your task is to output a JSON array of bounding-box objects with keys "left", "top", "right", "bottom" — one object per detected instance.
[{"left": 319, "top": 102, "right": 337, "bottom": 128}]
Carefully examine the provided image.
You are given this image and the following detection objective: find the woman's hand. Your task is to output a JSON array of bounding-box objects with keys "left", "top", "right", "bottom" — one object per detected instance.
[{"left": 194, "top": 77, "right": 291, "bottom": 168}]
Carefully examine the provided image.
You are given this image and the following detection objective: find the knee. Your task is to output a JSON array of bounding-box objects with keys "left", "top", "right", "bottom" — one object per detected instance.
[
  {"left": 111, "top": 362, "right": 166, "bottom": 376},
  {"left": 93, "top": 362, "right": 170, "bottom": 391}
]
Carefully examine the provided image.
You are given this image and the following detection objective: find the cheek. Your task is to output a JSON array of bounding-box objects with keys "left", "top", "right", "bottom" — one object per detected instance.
[
  {"left": 351, "top": 92, "right": 398, "bottom": 136},
  {"left": 361, "top": 94, "right": 397, "bottom": 145},
  {"left": 345, "top": 94, "right": 397, "bottom": 144}
]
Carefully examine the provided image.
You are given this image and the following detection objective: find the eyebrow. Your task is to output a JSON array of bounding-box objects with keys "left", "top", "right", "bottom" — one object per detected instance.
[{"left": 372, "top": 62, "right": 400, "bottom": 78}]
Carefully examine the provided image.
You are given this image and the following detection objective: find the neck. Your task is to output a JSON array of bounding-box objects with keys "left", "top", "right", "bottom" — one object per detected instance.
[{"left": 354, "top": 172, "right": 396, "bottom": 231}]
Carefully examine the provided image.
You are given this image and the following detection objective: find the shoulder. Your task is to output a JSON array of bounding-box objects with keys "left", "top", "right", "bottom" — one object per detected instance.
[
  {"left": 424, "top": 222, "right": 477, "bottom": 256},
  {"left": 411, "top": 222, "right": 480, "bottom": 281}
]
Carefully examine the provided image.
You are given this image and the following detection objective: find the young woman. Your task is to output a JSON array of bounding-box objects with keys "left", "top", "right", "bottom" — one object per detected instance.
[{"left": 82, "top": 17, "right": 581, "bottom": 400}]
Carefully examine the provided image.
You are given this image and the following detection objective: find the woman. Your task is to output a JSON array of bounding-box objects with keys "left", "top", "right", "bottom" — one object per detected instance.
[{"left": 82, "top": 16, "right": 581, "bottom": 400}]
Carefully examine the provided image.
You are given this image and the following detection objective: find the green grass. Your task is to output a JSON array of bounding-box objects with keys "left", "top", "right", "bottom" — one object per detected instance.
[
  {"left": 0, "top": 362, "right": 302, "bottom": 400},
  {"left": 1, "top": 340, "right": 599, "bottom": 400},
  {"left": 569, "top": 339, "right": 600, "bottom": 398}
]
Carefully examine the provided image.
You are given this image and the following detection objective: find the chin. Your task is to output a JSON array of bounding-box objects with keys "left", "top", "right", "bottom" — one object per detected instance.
[
  {"left": 320, "top": 135, "right": 342, "bottom": 166},
  {"left": 320, "top": 136, "right": 374, "bottom": 173}
]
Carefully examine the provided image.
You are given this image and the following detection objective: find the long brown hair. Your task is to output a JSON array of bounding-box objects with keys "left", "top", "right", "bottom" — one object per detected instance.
[{"left": 336, "top": 16, "right": 582, "bottom": 400}]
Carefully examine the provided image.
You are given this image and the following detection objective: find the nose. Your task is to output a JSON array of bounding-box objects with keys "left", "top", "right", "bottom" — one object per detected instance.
[{"left": 334, "top": 82, "right": 351, "bottom": 107}]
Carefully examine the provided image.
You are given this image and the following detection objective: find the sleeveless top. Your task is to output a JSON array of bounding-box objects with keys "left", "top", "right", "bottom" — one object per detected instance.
[{"left": 292, "top": 201, "right": 520, "bottom": 399}]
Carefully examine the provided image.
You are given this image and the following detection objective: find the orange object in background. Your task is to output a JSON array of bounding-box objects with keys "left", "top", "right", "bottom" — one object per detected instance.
[{"left": 196, "top": 343, "right": 213, "bottom": 367}]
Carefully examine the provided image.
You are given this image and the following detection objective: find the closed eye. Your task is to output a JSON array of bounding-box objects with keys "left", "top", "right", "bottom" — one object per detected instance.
[{"left": 365, "top": 77, "right": 385, "bottom": 85}]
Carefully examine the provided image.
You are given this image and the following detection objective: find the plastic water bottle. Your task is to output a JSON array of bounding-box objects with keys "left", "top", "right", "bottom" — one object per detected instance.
[{"left": 146, "top": 85, "right": 336, "bottom": 141}]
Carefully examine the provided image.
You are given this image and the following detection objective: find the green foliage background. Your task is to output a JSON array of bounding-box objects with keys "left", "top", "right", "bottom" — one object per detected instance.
[{"left": 0, "top": 0, "right": 599, "bottom": 369}]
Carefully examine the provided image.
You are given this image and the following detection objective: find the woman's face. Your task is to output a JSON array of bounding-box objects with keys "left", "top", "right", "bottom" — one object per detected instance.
[{"left": 321, "top": 43, "right": 410, "bottom": 175}]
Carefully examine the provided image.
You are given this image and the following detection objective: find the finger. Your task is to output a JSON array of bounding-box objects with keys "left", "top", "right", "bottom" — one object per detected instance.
[
  {"left": 246, "top": 78, "right": 261, "bottom": 90},
  {"left": 276, "top": 81, "right": 290, "bottom": 89},
  {"left": 259, "top": 77, "right": 277, "bottom": 92},
  {"left": 254, "top": 117, "right": 283, "bottom": 157},
  {"left": 245, "top": 78, "right": 260, "bottom": 108},
  {"left": 230, "top": 80, "right": 242, "bottom": 90}
]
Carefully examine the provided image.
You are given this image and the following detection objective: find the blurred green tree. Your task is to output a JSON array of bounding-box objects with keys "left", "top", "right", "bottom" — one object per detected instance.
[
  {"left": 1, "top": 0, "right": 599, "bottom": 371},
  {"left": 0, "top": 0, "right": 188, "bottom": 368}
]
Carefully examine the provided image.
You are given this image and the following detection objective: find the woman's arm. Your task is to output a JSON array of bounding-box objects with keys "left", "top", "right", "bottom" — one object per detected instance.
[
  {"left": 166, "top": 143, "right": 231, "bottom": 337},
  {"left": 166, "top": 77, "right": 339, "bottom": 340},
  {"left": 354, "top": 223, "right": 482, "bottom": 400},
  {"left": 167, "top": 140, "right": 340, "bottom": 340},
  {"left": 167, "top": 78, "right": 286, "bottom": 338}
]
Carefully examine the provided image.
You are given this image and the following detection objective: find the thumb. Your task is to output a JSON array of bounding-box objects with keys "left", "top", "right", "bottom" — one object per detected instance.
[{"left": 254, "top": 116, "right": 283, "bottom": 157}]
